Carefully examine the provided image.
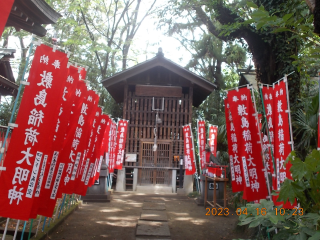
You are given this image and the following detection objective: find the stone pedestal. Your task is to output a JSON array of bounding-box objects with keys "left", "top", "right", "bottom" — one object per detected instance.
[
  {"left": 172, "top": 170, "right": 177, "bottom": 193},
  {"left": 82, "top": 164, "right": 111, "bottom": 202},
  {"left": 116, "top": 168, "right": 126, "bottom": 192},
  {"left": 133, "top": 168, "right": 138, "bottom": 191},
  {"left": 177, "top": 172, "right": 193, "bottom": 195}
]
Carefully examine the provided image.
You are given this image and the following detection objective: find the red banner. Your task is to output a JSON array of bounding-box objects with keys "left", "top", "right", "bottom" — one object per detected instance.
[
  {"left": 197, "top": 120, "right": 206, "bottom": 170},
  {"left": 183, "top": 124, "right": 196, "bottom": 175},
  {"left": 0, "top": 0, "right": 14, "bottom": 37},
  {"left": 108, "top": 119, "right": 117, "bottom": 173},
  {"left": 114, "top": 120, "right": 129, "bottom": 170},
  {"left": 87, "top": 114, "right": 110, "bottom": 187},
  {"left": 272, "top": 79, "right": 295, "bottom": 207},
  {"left": 225, "top": 98, "right": 243, "bottom": 192},
  {"left": 261, "top": 86, "right": 275, "bottom": 176},
  {"left": 227, "top": 87, "right": 268, "bottom": 201},
  {"left": 0, "top": 44, "right": 68, "bottom": 220},
  {"left": 33, "top": 64, "right": 81, "bottom": 217},
  {"left": 208, "top": 124, "right": 218, "bottom": 157}
]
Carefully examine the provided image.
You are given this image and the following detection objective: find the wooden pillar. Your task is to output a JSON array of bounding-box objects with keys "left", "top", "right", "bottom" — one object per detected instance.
[
  {"left": 188, "top": 85, "right": 193, "bottom": 123},
  {"left": 122, "top": 81, "right": 128, "bottom": 119}
]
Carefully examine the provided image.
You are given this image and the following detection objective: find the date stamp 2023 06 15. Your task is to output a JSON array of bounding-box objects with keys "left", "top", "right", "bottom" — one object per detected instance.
[{"left": 206, "top": 207, "right": 304, "bottom": 216}]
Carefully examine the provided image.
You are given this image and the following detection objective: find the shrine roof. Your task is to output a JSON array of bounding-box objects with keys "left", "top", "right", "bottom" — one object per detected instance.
[
  {"left": 102, "top": 49, "right": 216, "bottom": 107},
  {"left": 6, "top": 0, "right": 61, "bottom": 37}
]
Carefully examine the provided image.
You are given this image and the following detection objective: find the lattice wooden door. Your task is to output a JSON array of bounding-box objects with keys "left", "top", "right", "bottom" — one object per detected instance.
[{"left": 139, "top": 141, "right": 172, "bottom": 185}]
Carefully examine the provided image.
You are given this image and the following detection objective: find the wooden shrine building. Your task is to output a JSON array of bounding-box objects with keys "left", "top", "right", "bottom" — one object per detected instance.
[{"left": 102, "top": 48, "right": 216, "bottom": 193}]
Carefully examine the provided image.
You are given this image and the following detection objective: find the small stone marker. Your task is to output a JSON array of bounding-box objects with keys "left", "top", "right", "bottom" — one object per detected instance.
[
  {"left": 136, "top": 220, "right": 170, "bottom": 237},
  {"left": 140, "top": 210, "right": 168, "bottom": 222}
]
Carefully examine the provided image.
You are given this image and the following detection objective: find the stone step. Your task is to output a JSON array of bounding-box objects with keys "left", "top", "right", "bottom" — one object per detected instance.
[
  {"left": 142, "top": 202, "right": 166, "bottom": 211},
  {"left": 140, "top": 210, "right": 168, "bottom": 222},
  {"left": 136, "top": 220, "right": 171, "bottom": 238}
]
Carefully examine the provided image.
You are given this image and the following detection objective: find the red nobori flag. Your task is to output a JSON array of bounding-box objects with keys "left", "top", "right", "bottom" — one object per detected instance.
[
  {"left": 225, "top": 98, "right": 243, "bottom": 192},
  {"left": 74, "top": 107, "right": 102, "bottom": 195},
  {"left": 114, "top": 119, "right": 129, "bottom": 170},
  {"left": 0, "top": 0, "right": 14, "bottom": 37},
  {"left": 39, "top": 80, "right": 87, "bottom": 216},
  {"left": 197, "top": 120, "right": 206, "bottom": 170},
  {"left": 183, "top": 124, "right": 196, "bottom": 175},
  {"left": 62, "top": 91, "right": 99, "bottom": 196},
  {"left": 227, "top": 87, "right": 268, "bottom": 201},
  {"left": 0, "top": 44, "right": 68, "bottom": 220},
  {"left": 36, "top": 65, "right": 81, "bottom": 217},
  {"left": 272, "top": 79, "right": 295, "bottom": 207},
  {"left": 87, "top": 114, "right": 110, "bottom": 187},
  {"left": 261, "top": 86, "right": 276, "bottom": 177},
  {"left": 108, "top": 119, "right": 117, "bottom": 173},
  {"left": 208, "top": 124, "right": 218, "bottom": 157}
]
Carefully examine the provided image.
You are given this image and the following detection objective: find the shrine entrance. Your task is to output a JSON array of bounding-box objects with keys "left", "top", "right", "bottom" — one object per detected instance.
[{"left": 139, "top": 139, "right": 172, "bottom": 186}]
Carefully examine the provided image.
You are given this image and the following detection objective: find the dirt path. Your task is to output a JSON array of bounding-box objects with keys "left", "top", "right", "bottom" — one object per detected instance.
[{"left": 45, "top": 192, "right": 247, "bottom": 240}]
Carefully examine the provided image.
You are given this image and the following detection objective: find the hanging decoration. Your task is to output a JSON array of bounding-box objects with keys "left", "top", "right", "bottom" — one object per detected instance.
[
  {"left": 182, "top": 124, "right": 196, "bottom": 175},
  {"left": 114, "top": 119, "right": 129, "bottom": 170},
  {"left": 0, "top": 44, "right": 69, "bottom": 220},
  {"left": 225, "top": 98, "right": 243, "bottom": 192},
  {"left": 208, "top": 124, "right": 218, "bottom": 157},
  {"left": 196, "top": 120, "right": 206, "bottom": 171},
  {"left": 227, "top": 86, "right": 268, "bottom": 202}
]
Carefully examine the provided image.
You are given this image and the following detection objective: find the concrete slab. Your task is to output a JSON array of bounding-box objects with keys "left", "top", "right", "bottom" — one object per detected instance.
[
  {"left": 142, "top": 202, "right": 166, "bottom": 210},
  {"left": 140, "top": 210, "right": 168, "bottom": 222},
  {"left": 136, "top": 220, "right": 170, "bottom": 237}
]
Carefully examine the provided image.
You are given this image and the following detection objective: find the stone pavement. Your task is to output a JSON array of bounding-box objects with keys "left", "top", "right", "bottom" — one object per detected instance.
[{"left": 44, "top": 192, "right": 247, "bottom": 240}]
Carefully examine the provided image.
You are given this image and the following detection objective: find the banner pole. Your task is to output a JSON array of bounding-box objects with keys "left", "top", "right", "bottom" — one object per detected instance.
[
  {"left": 27, "top": 219, "right": 33, "bottom": 240},
  {"left": 41, "top": 217, "right": 47, "bottom": 232},
  {"left": 53, "top": 199, "right": 61, "bottom": 221},
  {"left": 13, "top": 220, "right": 20, "bottom": 240},
  {"left": 47, "top": 218, "right": 51, "bottom": 227},
  {"left": 20, "top": 220, "right": 27, "bottom": 240},
  {"left": 251, "top": 87, "right": 271, "bottom": 197},
  {"left": 2, "top": 218, "right": 10, "bottom": 240},
  {"left": 196, "top": 120, "right": 202, "bottom": 174},
  {"left": 35, "top": 216, "right": 42, "bottom": 237},
  {"left": 258, "top": 85, "right": 277, "bottom": 179},
  {"left": 0, "top": 38, "right": 34, "bottom": 163},
  {"left": 58, "top": 194, "right": 67, "bottom": 219},
  {"left": 190, "top": 123, "right": 200, "bottom": 193},
  {"left": 284, "top": 75, "right": 294, "bottom": 151}
]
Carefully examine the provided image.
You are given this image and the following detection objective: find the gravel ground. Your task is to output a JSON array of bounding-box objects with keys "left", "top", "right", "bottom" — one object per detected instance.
[{"left": 44, "top": 192, "right": 248, "bottom": 240}]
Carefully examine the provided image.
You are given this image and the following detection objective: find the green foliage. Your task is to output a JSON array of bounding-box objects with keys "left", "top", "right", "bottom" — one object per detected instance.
[{"left": 238, "top": 150, "right": 320, "bottom": 239}]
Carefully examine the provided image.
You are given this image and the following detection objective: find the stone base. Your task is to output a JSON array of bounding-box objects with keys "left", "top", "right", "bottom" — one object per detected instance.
[
  {"left": 136, "top": 220, "right": 170, "bottom": 237},
  {"left": 82, "top": 192, "right": 112, "bottom": 202}
]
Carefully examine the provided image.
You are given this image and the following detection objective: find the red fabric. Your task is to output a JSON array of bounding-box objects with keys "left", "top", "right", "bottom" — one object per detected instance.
[
  {"left": 207, "top": 167, "right": 222, "bottom": 177},
  {"left": 205, "top": 151, "right": 210, "bottom": 163},
  {"left": 225, "top": 98, "right": 243, "bottom": 192},
  {"left": 272, "top": 80, "right": 296, "bottom": 208},
  {"left": 183, "top": 124, "right": 196, "bottom": 175},
  {"left": 227, "top": 87, "right": 268, "bottom": 202},
  {"left": 87, "top": 114, "right": 110, "bottom": 187},
  {"left": 0, "top": 44, "right": 68, "bottom": 220},
  {"left": 208, "top": 125, "right": 218, "bottom": 157},
  {"left": 114, "top": 120, "right": 129, "bottom": 170},
  {"left": 36, "top": 65, "right": 80, "bottom": 217},
  {"left": 197, "top": 120, "right": 206, "bottom": 170},
  {"left": 65, "top": 92, "right": 99, "bottom": 196},
  {"left": 108, "top": 120, "right": 117, "bottom": 173},
  {"left": 0, "top": 0, "right": 14, "bottom": 37}
]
